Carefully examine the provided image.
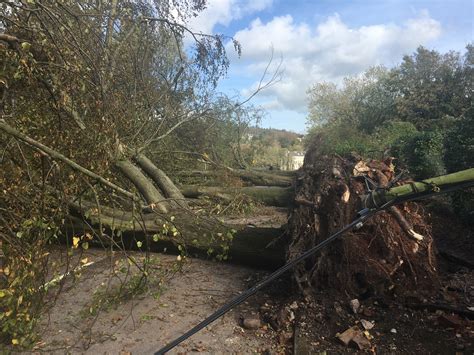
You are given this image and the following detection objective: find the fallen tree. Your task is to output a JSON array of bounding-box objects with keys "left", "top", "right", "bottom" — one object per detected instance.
[
  {"left": 176, "top": 169, "right": 295, "bottom": 187},
  {"left": 180, "top": 185, "right": 293, "bottom": 207},
  {"left": 0, "top": 121, "right": 287, "bottom": 268},
  {"left": 287, "top": 152, "right": 439, "bottom": 298},
  {"left": 68, "top": 200, "right": 285, "bottom": 268}
]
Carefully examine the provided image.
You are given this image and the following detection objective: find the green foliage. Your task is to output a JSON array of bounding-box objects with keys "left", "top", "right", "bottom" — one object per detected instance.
[
  {"left": 396, "top": 130, "right": 446, "bottom": 179},
  {"left": 390, "top": 47, "right": 469, "bottom": 129},
  {"left": 444, "top": 108, "right": 474, "bottom": 173},
  {"left": 250, "top": 127, "right": 304, "bottom": 169},
  {"left": 373, "top": 121, "right": 419, "bottom": 147},
  {"left": 444, "top": 107, "right": 474, "bottom": 224},
  {"left": 306, "top": 121, "right": 418, "bottom": 159},
  {"left": 307, "top": 66, "right": 395, "bottom": 132}
]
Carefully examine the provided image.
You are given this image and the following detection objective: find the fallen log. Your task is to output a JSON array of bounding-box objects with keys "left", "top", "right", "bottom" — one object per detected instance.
[
  {"left": 177, "top": 169, "right": 295, "bottom": 187},
  {"left": 115, "top": 159, "right": 169, "bottom": 213},
  {"left": 67, "top": 201, "right": 285, "bottom": 268},
  {"left": 180, "top": 185, "right": 294, "bottom": 207},
  {"left": 134, "top": 154, "right": 188, "bottom": 209}
]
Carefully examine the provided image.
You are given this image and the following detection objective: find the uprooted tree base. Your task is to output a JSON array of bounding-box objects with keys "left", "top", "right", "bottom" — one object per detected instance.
[{"left": 287, "top": 152, "right": 439, "bottom": 299}]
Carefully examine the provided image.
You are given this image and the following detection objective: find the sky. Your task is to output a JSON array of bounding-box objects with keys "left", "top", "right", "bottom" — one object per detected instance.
[{"left": 187, "top": 0, "right": 473, "bottom": 133}]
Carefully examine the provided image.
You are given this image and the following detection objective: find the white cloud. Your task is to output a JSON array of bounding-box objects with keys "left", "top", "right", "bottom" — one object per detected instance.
[
  {"left": 230, "top": 11, "right": 442, "bottom": 112},
  {"left": 187, "top": 0, "right": 273, "bottom": 34}
]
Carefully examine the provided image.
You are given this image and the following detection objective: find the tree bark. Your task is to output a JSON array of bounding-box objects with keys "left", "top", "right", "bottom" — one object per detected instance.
[
  {"left": 68, "top": 201, "right": 285, "bottom": 268},
  {"left": 180, "top": 185, "right": 293, "bottom": 207},
  {"left": 178, "top": 169, "right": 295, "bottom": 187},
  {"left": 362, "top": 167, "right": 474, "bottom": 209},
  {"left": 115, "top": 159, "right": 168, "bottom": 213},
  {"left": 134, "top": 154, "right": 188, "bottom": 209}
]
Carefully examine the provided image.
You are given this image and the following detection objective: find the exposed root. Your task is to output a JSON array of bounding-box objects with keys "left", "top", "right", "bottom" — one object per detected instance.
[{"left": 287, "top": 153, "right": 438, "bottom": 298}]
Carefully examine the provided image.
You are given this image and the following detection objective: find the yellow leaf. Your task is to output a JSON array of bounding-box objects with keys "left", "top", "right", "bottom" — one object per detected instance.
[
  {"left": 12, "top": 339, "right": 19, "bottom": 345},
  {"left": 21, "top": 42, "right": 31, "bottom": 50},
  {"left": 80, "top": 257, "right": 88, "bottom": 264},
  {"left": 0, "top": 290, "right": 5, "bottom": 298},
  {"left": 72, "top": 236, "right": 80, "bottom": 248}
]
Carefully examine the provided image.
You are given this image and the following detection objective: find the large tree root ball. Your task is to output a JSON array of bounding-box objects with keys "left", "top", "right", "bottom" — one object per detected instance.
[{"left": 287, "top": 152, "right": 438, "bottom": 299}]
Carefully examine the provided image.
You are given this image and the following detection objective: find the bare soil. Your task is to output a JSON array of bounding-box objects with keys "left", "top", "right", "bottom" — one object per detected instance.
[
  {"left": 32, "top": 205, "right": 473, "bottom": 355},
  {"left": 35, "top": 250, "right": 287, "bottom": 354}
]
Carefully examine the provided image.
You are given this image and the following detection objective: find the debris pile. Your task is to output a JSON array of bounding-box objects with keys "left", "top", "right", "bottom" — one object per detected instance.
[{"left": 287, "top": 151, "right": 439, "bottom": 298}]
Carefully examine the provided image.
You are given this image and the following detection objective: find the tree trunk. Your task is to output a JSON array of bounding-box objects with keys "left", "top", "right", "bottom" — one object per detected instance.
[
  {"left": 134, "top": 154, "right": 188, "bottom": 209},
  {"left": 68, "top": 201, "right": 285, "bottom": 268},
  {"left": 177, "top": 169, "right": 295, "bottom": 187},
  {"left": 115, "top": 159, "right": 169, "bottom": 213},
  {"left": 180, "top": 185, "right": 294, "bottom": 207},
  {"left": 362, "top": 167, "right": 474, "bottom": 209}
]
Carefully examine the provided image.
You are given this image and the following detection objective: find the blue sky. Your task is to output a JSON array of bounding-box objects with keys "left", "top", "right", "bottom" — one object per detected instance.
[{"left": 188, "top": 0, "right": 473, "bottom": 133}]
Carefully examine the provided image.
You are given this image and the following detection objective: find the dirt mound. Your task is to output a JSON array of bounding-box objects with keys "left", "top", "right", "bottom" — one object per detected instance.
[{"left": 287, "top": 152, "right": 438, "bottom": 299}]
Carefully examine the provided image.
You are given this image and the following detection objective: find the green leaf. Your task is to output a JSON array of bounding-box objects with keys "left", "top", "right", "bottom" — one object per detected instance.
[{"left": 136, "top": 241, "right": 143, "bottom": 248}]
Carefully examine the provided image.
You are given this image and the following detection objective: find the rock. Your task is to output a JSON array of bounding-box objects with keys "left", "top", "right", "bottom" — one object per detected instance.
[
  {"left": 360, "top": 319, "right": 375, "bottom": 330},
  {"left": 242, "top": 317, "right": 261, "bottom": 330},
  {"left": 390, "top": 328, "right": 397, "bottom": 334},
  {"left": 289, "top": 301, "right": 299, "bottom": 310},
  {"left": 438, "top": 314, "right": 463, "bottom": 329},
  {"left": 349, "top": 299, "right": 360, "bottom": 314}
]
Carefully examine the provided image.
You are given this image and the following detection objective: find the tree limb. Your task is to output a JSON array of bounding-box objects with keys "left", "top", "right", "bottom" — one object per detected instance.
[{"left": 0, "top": 120, "right": 137, "bottom": 200}]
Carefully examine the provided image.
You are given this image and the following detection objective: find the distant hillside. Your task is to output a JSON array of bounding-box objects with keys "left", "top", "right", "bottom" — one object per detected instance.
[
  {"left": 245, "top": 127, "right": 304, "bottom": 148},
  {"left": 242, "top": 127, "right": 305, "bottom": 169}
]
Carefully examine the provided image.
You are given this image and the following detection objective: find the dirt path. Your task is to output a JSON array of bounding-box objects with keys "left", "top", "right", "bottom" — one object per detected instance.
[{"left": 37, "top": 250, "right": 282, "bottom": 354}]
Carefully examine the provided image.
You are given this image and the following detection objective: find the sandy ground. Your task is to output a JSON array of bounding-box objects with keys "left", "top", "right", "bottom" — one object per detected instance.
[
  {"left": 36, "top": 250, "right": 281, "bottom": 354},
  {"left": 30, "top": 207, "right": 474, "bottom": 354}
]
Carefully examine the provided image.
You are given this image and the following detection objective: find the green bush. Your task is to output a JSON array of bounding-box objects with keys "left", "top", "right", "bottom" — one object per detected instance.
[
  {"left": 444, "top": 109, "right": 474, "bottom": 224},
  {"left": 396, "top": 130, "right": 446, "bottom": 180},
  {"left": 306, "top": 123, "right": 376, "bottom": 157}
]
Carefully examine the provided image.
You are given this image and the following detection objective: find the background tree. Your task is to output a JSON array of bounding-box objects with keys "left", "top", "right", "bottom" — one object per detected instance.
[{"left": 305, "top": 44, "right": 472, "bottom": 222}]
